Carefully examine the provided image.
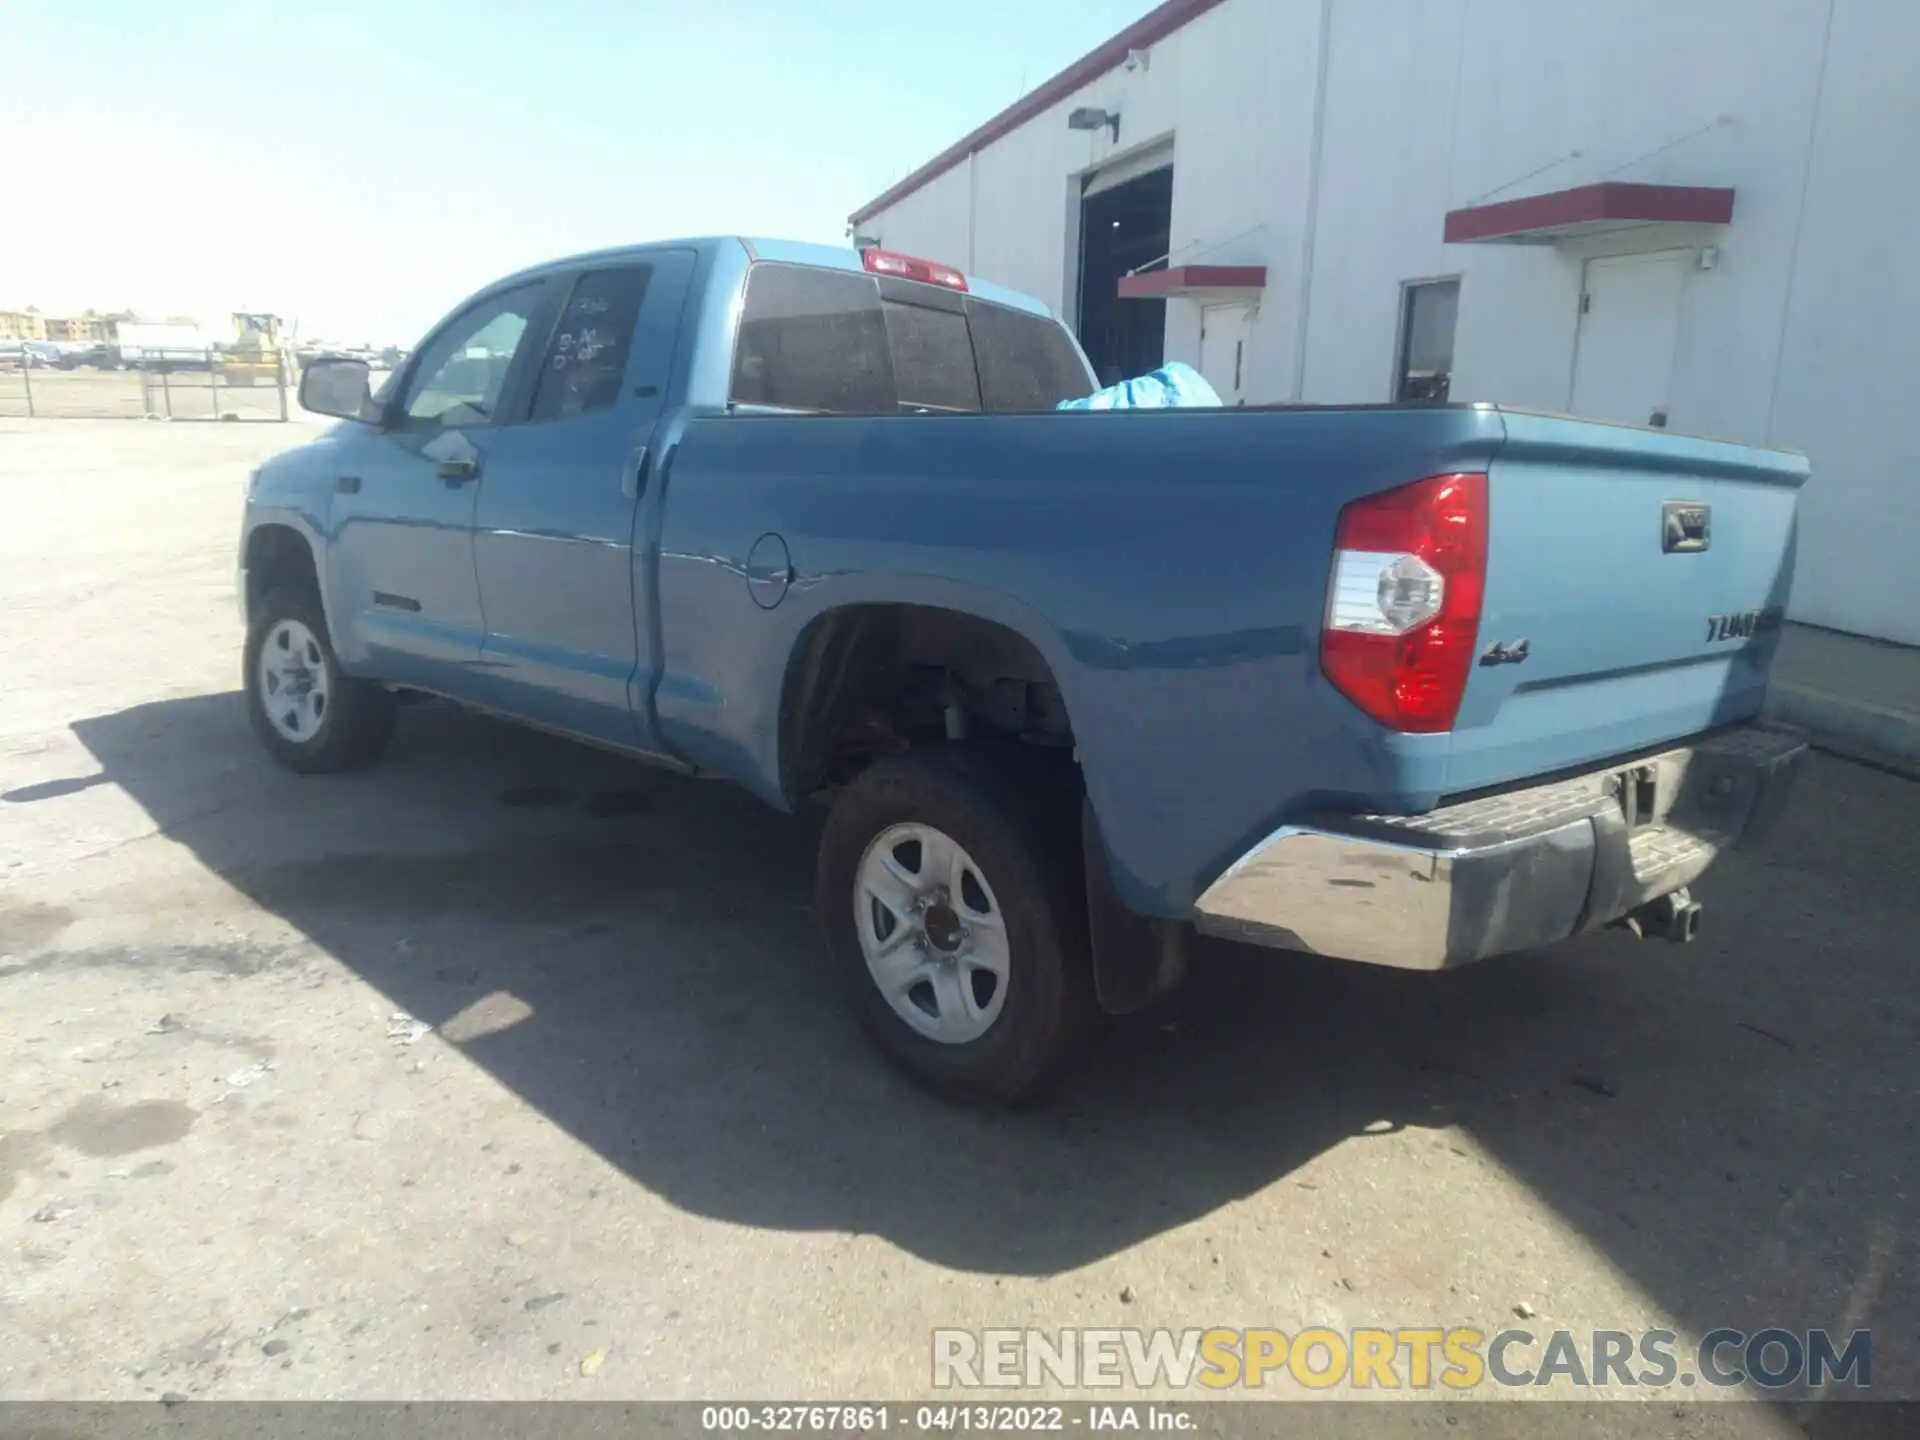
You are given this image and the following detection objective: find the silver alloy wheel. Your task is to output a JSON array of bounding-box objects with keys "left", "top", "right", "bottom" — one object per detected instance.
[
  {"left": 855, "top": 822, "right": 1011, "bottom": 1044},
  {"left": 257, "top": 617, "right": 331, "bottom": 744}
]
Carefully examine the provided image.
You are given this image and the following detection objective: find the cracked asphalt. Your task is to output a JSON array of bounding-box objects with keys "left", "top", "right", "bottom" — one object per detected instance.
[{"left": 0, "top": 419, "right": 1914, "bottom": 1416}]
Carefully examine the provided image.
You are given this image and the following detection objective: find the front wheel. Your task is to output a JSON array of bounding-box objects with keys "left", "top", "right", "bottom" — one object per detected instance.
[
  {"left": 244, "top": 584, "right": 396, "bottom": 773},
  {"left": 816, "top": 748, "right": 1093, "bottom": 1103}
]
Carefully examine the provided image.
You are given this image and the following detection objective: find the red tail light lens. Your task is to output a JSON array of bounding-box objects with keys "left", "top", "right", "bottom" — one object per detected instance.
[
  {"left": 860, "top": 247, "right": 969, "bottom": 291},
  {"left": 1320, "top": 471, "right": 1488, "bottom": 733}
]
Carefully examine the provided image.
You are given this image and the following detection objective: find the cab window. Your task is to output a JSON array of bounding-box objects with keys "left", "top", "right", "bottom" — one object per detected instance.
[
  {"left": 401, "top": 283, "right": 543, "bottom": 427},
  {"left": 528, "top": 266, "right": 654, "bottom": 422}
]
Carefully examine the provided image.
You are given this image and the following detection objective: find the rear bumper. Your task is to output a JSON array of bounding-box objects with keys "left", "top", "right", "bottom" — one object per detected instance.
[{"left": 1191, "top": 722, "right": 1807, "bottom": 970}]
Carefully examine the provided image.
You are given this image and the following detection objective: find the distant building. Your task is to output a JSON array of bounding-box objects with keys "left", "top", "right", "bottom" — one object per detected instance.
[
  {"left": 44, "top": 310, "right": 112, "bottom": 343},
  {"left": 14, "top": 306, "right": 284, "bottom": 348},
  {"left": 0, "top": 308, "right": 47, "bottom": 342}
]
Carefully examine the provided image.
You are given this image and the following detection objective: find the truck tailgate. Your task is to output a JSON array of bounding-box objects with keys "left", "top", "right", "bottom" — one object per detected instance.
[{"left": 1445, "top": 411, "right": 1806, "bottom": 793}]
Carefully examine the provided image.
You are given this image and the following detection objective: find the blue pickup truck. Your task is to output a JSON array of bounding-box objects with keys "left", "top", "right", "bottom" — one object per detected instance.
[{"left": 244, "top": 236, "right": 1807, "bottom": 1100}]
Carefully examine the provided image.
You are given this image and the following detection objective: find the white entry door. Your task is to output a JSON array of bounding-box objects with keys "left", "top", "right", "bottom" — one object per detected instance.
[
  {"left": 1570, "top": 250, "right": 1688, "bottom": 428},
  {"left": 1198, "top": 303, "right": 1251, "bottom": 405}
]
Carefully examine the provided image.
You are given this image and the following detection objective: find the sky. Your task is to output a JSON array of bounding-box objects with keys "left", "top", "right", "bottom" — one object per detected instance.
[{"left": 1, "top": 0, "right": 1155, "bottom": 346}]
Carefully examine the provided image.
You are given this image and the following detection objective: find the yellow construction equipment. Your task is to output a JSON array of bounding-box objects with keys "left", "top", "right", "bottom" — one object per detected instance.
[{"left": 219, "top": 312, "right": 288, "bottom": 387}]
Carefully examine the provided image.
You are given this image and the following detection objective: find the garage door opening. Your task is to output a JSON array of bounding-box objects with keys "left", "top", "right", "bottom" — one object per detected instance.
[{"left": 1076, "top": 164, "right": 1172, "bottom": 386}]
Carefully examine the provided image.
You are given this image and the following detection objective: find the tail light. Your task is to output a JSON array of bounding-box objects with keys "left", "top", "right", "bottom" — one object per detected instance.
[
  {"left": 860, "top": 248, "right": 969, "bottom": 291},
  {"left": 1320, "top": 471, "right": 1488, "bottom": 733}
]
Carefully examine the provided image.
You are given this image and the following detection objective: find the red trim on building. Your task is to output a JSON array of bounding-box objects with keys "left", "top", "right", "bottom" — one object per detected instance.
[
  {"left": 1115, "top": 264, "right": 1267, "bottom": 299},
  {"left": 1443, "top": 183, "right": 1736, "bottom": 244},
  {"left": 848, "top": 0, "right": 1231, "bottom": 227}
]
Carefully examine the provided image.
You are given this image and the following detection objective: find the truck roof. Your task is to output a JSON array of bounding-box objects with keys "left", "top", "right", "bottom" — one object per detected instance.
[{"left": 492, "top": 236, "right": 1054, "bottom": 320}]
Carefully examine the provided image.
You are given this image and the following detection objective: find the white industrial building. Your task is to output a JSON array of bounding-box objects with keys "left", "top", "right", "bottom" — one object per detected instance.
[{"left": 849, "top": 0, "right": 1919, "bottom": 647}]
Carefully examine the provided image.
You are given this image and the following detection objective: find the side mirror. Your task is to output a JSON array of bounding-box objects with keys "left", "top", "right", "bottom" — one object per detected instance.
[{"left": 298, "top": 356, "right": 377, "bottom": 422}]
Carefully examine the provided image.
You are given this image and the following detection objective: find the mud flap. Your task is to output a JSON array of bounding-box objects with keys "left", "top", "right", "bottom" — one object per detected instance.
[{"left": 1083, "top": 800, "right": 1189, "bottom": 1014}]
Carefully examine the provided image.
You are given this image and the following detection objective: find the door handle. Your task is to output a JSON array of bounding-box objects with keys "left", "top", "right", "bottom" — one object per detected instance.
[
  {"left": 621, "top": 445, "right": 650, "bottom": 500},
  {"left": 438, "top": 456, "right": 480, "bottom": 485},
  {"left": 336, "top": 475, "right": 361, "bottom": 494}
]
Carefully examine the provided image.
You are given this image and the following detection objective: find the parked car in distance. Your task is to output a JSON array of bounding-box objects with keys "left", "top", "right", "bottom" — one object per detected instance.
[
  {"left": 1, "top": 341, "right": 59, "bottom": 369},
  {"left": 241, "top": 236, "right": 1808, "bottom": 1100}
]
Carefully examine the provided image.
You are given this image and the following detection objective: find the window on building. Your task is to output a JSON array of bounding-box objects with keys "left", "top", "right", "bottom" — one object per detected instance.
[
  {"left": 529, "top": 266, "right": 653, "bottom": 422},
  {"left": 1395, "top": 279, "right": 1460, "bottom": 403}
]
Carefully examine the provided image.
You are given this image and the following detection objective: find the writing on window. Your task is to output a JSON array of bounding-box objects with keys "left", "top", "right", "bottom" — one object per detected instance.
[{"left": 531, "top": 266, "right": 653, "bottom": 422}]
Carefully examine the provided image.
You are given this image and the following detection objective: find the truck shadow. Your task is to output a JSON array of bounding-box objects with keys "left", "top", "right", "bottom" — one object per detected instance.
[{"left": 62, "top": 691, "right": 1919, "bottom": 1365}]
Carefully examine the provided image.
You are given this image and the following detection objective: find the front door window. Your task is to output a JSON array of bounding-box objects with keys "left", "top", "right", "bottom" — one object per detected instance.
[{"left": 401, "top": 285, "right": 543, "bottom": 428}]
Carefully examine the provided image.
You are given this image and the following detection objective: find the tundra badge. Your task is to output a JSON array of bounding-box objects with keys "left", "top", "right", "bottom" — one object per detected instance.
[{"left": 1706, "top": 608, "right": 1784, "bottom": 643}]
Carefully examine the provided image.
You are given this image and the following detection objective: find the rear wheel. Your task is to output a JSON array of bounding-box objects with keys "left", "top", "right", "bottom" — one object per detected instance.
[
  {"left": 817, "top": 747, "right": 1093, "bottom": 1103},
  {"left": 244, "top": 584, "right": 396, "bottom": 773}
]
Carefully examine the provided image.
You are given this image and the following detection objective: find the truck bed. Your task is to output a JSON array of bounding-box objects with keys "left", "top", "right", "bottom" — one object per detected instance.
[{"left": 652, "top": 401, "right": 1806, "bottom": 917}]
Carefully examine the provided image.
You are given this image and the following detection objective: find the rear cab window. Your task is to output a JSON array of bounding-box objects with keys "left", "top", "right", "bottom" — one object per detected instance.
[
  {"left": 729, "top": 262, "right": 1089, "bottom": 415},
  {"left": 528, "top": 265, "right": 654, "bottom": 422}
]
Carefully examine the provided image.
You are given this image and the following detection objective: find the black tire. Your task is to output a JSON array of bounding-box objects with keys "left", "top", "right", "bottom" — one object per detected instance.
[
  {"left": 244, "top": 584, "right": 397, "bottom": 774},
  {"left": 816, "top": 745, "right": 1094, "bottom": 1103}
]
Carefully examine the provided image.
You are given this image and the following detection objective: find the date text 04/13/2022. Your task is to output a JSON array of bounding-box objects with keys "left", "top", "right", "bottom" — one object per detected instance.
[{"left": 698, "top": 1405, "right": 1197, "bottom": 1432}]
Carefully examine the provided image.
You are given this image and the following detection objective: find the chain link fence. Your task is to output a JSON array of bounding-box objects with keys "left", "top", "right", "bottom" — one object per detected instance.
[{"left": 0, "top": 347, "right": 295, "bottom": 421}]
